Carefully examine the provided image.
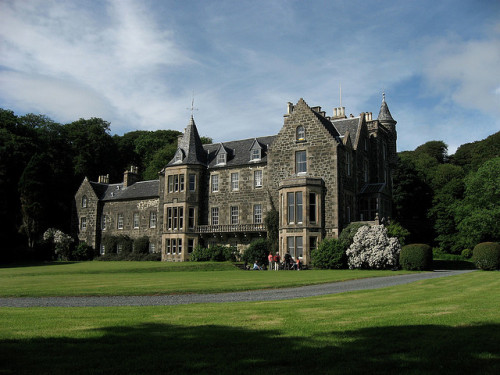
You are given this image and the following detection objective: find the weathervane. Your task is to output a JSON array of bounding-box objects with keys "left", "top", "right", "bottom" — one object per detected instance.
[{"left": 187, "top": 91, "right": 198, "bottom": 116}]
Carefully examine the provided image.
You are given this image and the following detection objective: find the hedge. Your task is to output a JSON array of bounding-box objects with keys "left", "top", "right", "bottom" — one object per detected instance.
[
  {"left": 473, "top": 242, "right": 500, "bottom": 270},
  {"left": 400, "top": 244, "right": 433, "bottom": 271}
]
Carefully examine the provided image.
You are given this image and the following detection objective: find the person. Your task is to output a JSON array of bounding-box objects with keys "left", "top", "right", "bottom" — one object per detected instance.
[
  {"left": 253, "top": 261, "right": 262, "bottom": 270},
  {"left": 268, "top": 252, "right": 273, "bottom": 271},
  {"left": 296, "top": 257, "right": 301, "bottom": 271},
  {"left": 284, "top": 252, "right": 291, "bottom": 270},
  {"left": 273, "top": 252, "right": 280, "bottom": 270}
]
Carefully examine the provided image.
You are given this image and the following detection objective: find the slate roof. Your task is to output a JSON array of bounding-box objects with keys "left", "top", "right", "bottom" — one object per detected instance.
[
  {"left": 90, "top": 180, "right": 159, "bottom": 201},
  {"left": 167, "top": 116, "right": 206, "bottom": 167},
  {"left": 332, "top": 117, "right": 361, "bottom": 139},
  {"left": 203, "top": 135, "right": 276, "bottom": 168},
  {"left": 377, "top": 94, "right": 396, "bottom": 123}
]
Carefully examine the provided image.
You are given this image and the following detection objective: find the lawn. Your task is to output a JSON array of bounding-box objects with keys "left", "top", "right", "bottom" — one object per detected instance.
[
  {"left": 0, "top": 263, "right": 498, "bottom": 374},
  {"left": 0, "top": 261, "right": 414, "bottom": 297}
]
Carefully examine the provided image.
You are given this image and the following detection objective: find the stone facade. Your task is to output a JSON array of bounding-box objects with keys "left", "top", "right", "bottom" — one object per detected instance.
[{"left": 74, "top": 95, "right": 397, "bottom": 265}]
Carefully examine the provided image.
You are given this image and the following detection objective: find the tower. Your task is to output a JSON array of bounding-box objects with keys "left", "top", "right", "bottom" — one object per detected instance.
[{"left": 377, "top": 93, "right": 398, "bottom": 167}]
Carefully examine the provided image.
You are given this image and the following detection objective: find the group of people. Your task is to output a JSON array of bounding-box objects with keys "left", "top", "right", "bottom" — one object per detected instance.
[{"left": 252, "top": 252, "right": 301, "bottom": 271}]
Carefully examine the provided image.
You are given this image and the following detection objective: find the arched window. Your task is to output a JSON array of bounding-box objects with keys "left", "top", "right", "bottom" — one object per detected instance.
[
  {"left": 82, "top": 195, "right": 88, "bottom": 208},
  {"left": 296, "top": 126, "right": 305, "bottom": 141}
]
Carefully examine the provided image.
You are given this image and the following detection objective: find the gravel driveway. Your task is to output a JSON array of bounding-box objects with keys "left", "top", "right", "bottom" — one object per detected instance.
[{"left": 0, "top": 270, "right": 474, "bottom": 307}]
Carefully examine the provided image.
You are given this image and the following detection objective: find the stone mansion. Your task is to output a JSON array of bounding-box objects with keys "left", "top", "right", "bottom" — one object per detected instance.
[{"left": 74, "top": 95, "right": 397, "bottom": 265}]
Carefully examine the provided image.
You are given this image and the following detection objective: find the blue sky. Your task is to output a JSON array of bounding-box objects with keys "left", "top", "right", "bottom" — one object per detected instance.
[{"left": 1, "top": 0, "right": 499, "bottom": 153}]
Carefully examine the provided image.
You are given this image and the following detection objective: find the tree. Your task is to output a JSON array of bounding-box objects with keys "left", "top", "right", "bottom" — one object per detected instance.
[
  {"left": 454, "top": 157, "right": 500, "bottom": 248},
  {"left": 264, "top": 207, "right": 279, "bottom": 253},
  {"left": 311, "top": 238, "right": 347, "bottom": 269}
]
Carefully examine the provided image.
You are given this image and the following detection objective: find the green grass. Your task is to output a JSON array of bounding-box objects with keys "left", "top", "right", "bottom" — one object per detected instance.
[
  {"left": 0, "top": 271, "right": 498, "bottom": 374},
  {"left": 0, "top": 261, "right": 414, "bottom": 297}
]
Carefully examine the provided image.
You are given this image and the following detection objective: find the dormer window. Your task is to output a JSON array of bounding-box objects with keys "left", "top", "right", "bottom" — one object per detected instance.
[
  {"left": 217, "top": 152, "right": 226, "bottom": 165},
  {"left": 296, "top": 126, "right": 305, "bottom": 141},
  {"left": 251, "top": 148, "right": 261, "bottom": 161},
  {"left": 174, "top": 149, "right": 183, "bottom": 163}
]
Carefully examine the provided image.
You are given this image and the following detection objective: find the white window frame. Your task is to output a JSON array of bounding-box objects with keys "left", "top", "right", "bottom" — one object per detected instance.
[
  {"left": 251, "top": 148, "right": 261, "bottom": 161},
  {"left": 231, "top": 172, "right": 239, "bottom": 191},
  {"left": 296, "top": 126, "right": 305, "bottom": 141},
  {"left": 211, "top": 207, "right": 219, "bottom": 225},
  {"left": 211, "top": 174, "right": 219, "bottom": 192},
  {"left": 189, "top": 174, "right": 196, "bottom": 192},
  {"left": 117, "top": 213, "right": 124, "bottom": 229},
  {"left": 149, "top": 211, "right": 157, "bottom": 229},
  {"left": 253, "top": 204, "right": 262, "bottom": 224},
  {"left": 80, "top": 217, "right": 87, "bottom": 230},
  {"left": 133, "top": 212, "right": 139, "bottom": 229},
  {"left": 81, "top": 196, "right": 88, "bottom": 208},
  {"left": 296, "top": 150, "right": 307, "bottom": 174},
  {"left": 230, "top": 206, "right": 239, "bottom": 225},
  {"left": 254, "top": 170, "right": 263, "bottom": 188}
]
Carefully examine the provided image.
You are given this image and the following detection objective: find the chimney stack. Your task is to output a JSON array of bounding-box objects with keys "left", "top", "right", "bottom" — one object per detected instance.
[
  {"left": 123, "top": 166, "right": 139, "bottom": 187},
  {"left": 98, "top": 174, "right": 109, "bottom": 184},
  {"left": 332, "top": 107, "right": 346, "bottom": 119}
]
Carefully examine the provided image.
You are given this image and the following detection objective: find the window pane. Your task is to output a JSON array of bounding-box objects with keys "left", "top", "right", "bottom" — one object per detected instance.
[
  {"left": 211, "top": 207, "right": 219, "bottom": 225},
  {"left": 309, "top": 193, "right": 316, "bottom": 222},
  {"left": 254, "top": 170, "right": 263, "bottom": 187},
  {"left": 296, "top": 236, "right": 303, "bottom": 258},
  {"left": 189, "top": 174, "right": 196, "bottom": 191},
  {"left": 254, "top": 204, "right": 262, "bottom": 224},
  {"left": 296, "top": 151, "right": 306, "bottom": 173},
  {"left": 188, "top": 207, "right": 195, "bottom": 229},
  {"left": 296, "top": 192, "right": 303, "bottom": 223},
  {"left": 231, "top": 172, "right": 239, "bottom": 190},
  {"left": 287, "top": 237, "right": 295, "bottom": 258},
  {"left": 231, "top": 206, "right": 239, "bottom": 225},
  {"left": 180, "top": 174, "right": 185, "bottom": 191},
  {"left": 212, "top": 175, "right": 219, "bottom": 192},
  {"left": 133, "top": 213, "right": 139, "bottom": 228},
  {"left": 287, "top": 192, "right": 295, "bottom": 223}
]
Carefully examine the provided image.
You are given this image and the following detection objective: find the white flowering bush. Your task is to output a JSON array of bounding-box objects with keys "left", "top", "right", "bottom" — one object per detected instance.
[
  {"left": 43, "top": 228, "right": 74, "bottom": 260},
  {"left": 346, "top": 225, "right": 401, "bottom": 269}
]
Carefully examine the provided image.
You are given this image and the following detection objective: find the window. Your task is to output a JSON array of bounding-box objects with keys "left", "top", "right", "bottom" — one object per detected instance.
[
  {"left": 287, "top": 236, "right": 303, "bottom": 258},
  {"left": 189, "top": 174, "right": 196, "bottom": 191},
  {"left": 188, "top": 239, "right": 194, "bottom": 253},
  {"left": 231, "top": 206, "right": 239, "bottom": 225},
  {"left": 231, "top": 172, "right": 239, "bottom": 191},
  {"left": 211, "top": 174, "right": 219, "bottom": 192},
  {"left": 80, "top": 217, "right": 87, "bottom": 230},
  {"left": 287, "top": 192, "right": 295, "bottom": 223},
  {"left": 167, "top": 207, "right": 184, "bottom": 230},
  {"left": 149, "top": 242, "right": 155, "bottom": 253},
  {"left": 100, "top": 244, "right": 105, "bottom": 255},
  {"left": 296, "top": 151, "right": 306, "bottom": 173},
  {"left": 81, "top": 196, "right": 88, "bottom": 208},
  {"left": 188, "top": 207, "right": 195, "bottom": 229},
  {"left": 309, "top": 193, "right": 316, "bottom": 223},
  {"left": 180, "top": 174, "right": 185, "bottom": 191},
  {"left": 310, "top": 237, "right": 317, "bottom": 252},
  {"left": 168, "top": 176, "right": 174, "bottom": 193},
  {"left": 149, "top": 211, "right": 157, "bottom": 228},
  {"left": 287, "top": 192, "right": 303, "bottom": 224},
  {"left": 166, "top": 239, "right": 171, "bottom": 254},
  {"left": 173, "top": 207, "right": 178, "bottom": 229},
  {"left": 117, "top": 244, "right": 123, "bottom": 253},
  {"left": 174, "top": 175, "right": 179, "bottom": 191},
  {"left": 364, "top": 159, "right": 369, "bottom": 183},
  {"left": 172, "top": 239, "right": 177, "bottom": 254},
  {"left": 133, "top": 213, "right": 139, "bottom": 229},
  {"left": 254, "top": 170, "right": 263, "bottom": 188},
  {"left": 211, "top": 207, "right": 219, "bottom": 225},
  {"left": 253, "top": 204, "right": 262, "bottom": 224},
  {"left": 167, "top": 208, "right": 172, "bottom": 229},
  {"left": 101, "top": 215, "right": 107, "bottom": 230},
  {"left": 296, "top": 126, "right": 305, "bottom": 141},
  {"left": 179, "top": 207, "right": 184, "bottom": 229},
  {"left": 251, "top": 148, "right": 260, "bottom": 161},
  {"left": 178, "top": 239, "right": 182, "bottom": 254},
  {"left": 217, "top": 152, "right": 226, "bottom": 165},
  {"left": 117, "top": 213, "right": 124, "bottom": 229}
]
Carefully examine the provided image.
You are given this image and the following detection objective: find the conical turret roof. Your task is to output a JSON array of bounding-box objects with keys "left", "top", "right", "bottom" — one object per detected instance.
[
  {"left": 377, "top": 93, "right": 396, "bottom": 124},
  {"left": 168, "top": 115, "right": 206, "bottom": 166}
]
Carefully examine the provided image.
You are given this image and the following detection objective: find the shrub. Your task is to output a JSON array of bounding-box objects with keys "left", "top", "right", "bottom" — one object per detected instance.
[
  {"left": 311, "top": 238, "right": 348, "bottom": 269},
  {"left": 386, "top": 221, "right": 410, "bottom": 246},
  {"left": 133, "top": 236, "right": 150, "bottom": 254},
  {"left": 73, "top": 242, "right": 95, "bottom": 261},
  {"left": 116, "top": 235, "right": 133, "bottom": 253},
  {"left": 400, "top": 244, "right": 433, "bottom": 270},
  {"left": 101, "top": 235, "right": 118, "bottom": 254},
  {"left": 339, "top": 223, "right": 366, "bottom": 245},
  {"left": 461, "top": 248, "right": 473, "bottom": 259},
  {"left": 473, "top": 242, "right": 500, "bottom": 270},
  {"left": 43, "top": 228, "right": 74, "bottom": 260},
  {"left": 241, "top": 239, "right": 270, "bottom": 267},
  {"left": 346, "top": 225, "right": 401, "bottom": 269},
  {"left": 95, "top": 252, "right": 161, "bottom": 261},
  {"left": 190, "top": 244, "right": 237, "bottom": 262}
]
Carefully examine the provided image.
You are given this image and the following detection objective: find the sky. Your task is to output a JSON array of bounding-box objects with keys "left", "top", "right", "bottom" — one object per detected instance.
[{"left": 1, "top": 0, "right": 499, "bottom": 154}]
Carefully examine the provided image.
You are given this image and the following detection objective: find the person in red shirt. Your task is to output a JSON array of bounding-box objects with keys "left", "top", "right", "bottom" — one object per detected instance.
[
  {"left": 268, "top": 253, "right": 273, "bottom": 271},
  {"left": 273, "top": 252, "right": 280, "bottom": 270}
]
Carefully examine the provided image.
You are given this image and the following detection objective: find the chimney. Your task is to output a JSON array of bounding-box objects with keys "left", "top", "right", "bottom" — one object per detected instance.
[
  {"left": 98, "top": 174, "right": 109, "bottom": 184},
  {"left": 123, "top": 166, "right": 139, "bottom": 187},
  {"left": 286, "top": 102, "right": 294, "bottom": 116},
  {"left": 332, "top": 107, "right": 346, "bottom": 119}
]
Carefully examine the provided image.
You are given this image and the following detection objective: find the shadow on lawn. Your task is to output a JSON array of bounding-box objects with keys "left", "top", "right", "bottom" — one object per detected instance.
[{"left": 1, "top": 323, "right": 498, "bottom": 374}]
